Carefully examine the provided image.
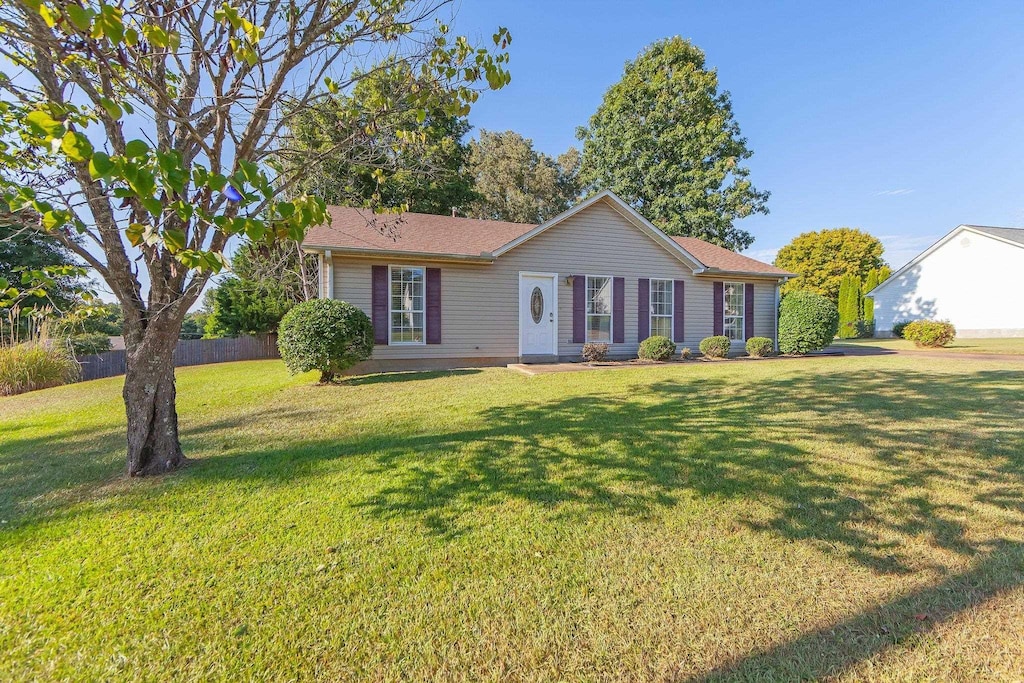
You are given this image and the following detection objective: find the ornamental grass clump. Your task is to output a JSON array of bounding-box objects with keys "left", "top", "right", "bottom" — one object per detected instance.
[{"left": 0, "top": 343, "right": 80, "bottom": 396}]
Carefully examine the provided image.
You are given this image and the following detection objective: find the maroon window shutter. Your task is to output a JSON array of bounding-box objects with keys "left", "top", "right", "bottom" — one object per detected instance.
[
  {"left": 613, "top": 277, "right": 625, "bottom": 343},
  {"left": 673, "top": 280, "right": 685, "bottom": 343},
  {"left": 426, "top": 268, "right": 441, "bottom": 344},
  {"left": 572, "top": 276, "right": 585, "bottom": 343},
  {"left": 713, "top": 281, "right": 724, "bottom": 336},
  {"left": 637, "top": 278, "right": 650, "bottom": 341},
  {"left": 371, "top": 265, "right": 388, "bottom": 345},
  {"left": 744, "top": 283, "right": 755, "bottom": 339}
]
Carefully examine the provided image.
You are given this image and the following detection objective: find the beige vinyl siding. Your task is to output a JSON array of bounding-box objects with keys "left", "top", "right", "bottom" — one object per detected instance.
[{"left": 331, "top": 200, "right": 780, "bottom": 360}]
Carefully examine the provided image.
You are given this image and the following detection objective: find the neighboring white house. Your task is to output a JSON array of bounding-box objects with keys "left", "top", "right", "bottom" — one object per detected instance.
[{"left": 869, "top": 225, "right": 1024, "bottom": 338}]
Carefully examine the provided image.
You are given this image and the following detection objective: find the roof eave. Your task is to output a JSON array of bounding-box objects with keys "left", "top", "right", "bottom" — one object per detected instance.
[
  {"left": 694, "top": 267, "right": 795, "bottom": 281},
  {"left": 302, "top": 244, "right": 495, "bottom": 264}
]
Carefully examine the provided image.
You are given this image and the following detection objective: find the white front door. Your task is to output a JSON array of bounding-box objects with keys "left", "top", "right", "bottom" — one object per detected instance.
[{"left": 519, "top": 273, "right": 557, "bottom": 356}]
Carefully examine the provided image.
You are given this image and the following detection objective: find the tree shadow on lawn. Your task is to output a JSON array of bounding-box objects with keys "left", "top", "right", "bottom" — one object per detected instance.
[{"left": 171, "top": 367, "right": 1024, "bottom": 575}]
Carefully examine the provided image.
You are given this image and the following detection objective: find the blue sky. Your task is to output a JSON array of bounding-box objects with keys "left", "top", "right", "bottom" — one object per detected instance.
[{"left": 451, "top": 0, "right": 1024, "bottom": 268}]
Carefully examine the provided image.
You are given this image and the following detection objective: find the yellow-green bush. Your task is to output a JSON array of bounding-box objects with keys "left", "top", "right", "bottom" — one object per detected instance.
[{"left": 0, "top": 343, "right": 80, "bottom": 396}]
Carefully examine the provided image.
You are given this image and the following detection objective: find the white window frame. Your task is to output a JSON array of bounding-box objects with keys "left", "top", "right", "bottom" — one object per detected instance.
[
  {"left": 723, "top": 281, "right": 745, "bottom": 342},
  {"left": 649, "top": 278, "right": 674, "bottom": 339},
  {"left": 585, "top": 275, "right": 613, "bottom": 343},
  {"left": 388, "top": 264, "right": 426, "bottom": 345}
]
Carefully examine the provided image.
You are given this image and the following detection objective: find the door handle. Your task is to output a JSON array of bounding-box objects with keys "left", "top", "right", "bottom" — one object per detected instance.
[{"left": 549, "top": 312, "right": 554, "bottom": 321}]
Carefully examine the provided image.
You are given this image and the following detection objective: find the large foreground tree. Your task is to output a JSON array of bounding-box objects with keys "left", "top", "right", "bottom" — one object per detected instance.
[
  {"left": 0, "top": 0, "right": 510, "bottom": 475},
  {"left": 576, "top": 36, "right": 768, "bottom": 250}
]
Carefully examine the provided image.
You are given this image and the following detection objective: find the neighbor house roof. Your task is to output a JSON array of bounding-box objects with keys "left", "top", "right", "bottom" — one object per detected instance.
[
  {"left": 302, "top": 191, "right": 791, "bottom": 278},
  {"left": 963, "top": 225, "right": 1024, "bottom": 247},
  {"left": 869, "top": 223, "right": 1024, "bottom": 294}
]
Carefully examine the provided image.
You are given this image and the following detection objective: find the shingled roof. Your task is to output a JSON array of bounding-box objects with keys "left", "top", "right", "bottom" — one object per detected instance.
[{"left": 302, "top": 198, "right": 791, "bottom": 277}]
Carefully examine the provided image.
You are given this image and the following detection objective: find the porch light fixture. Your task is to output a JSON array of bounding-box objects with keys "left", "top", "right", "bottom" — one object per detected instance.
[{"left": 564, "top": 275, "right": 575, "bottom": 287}]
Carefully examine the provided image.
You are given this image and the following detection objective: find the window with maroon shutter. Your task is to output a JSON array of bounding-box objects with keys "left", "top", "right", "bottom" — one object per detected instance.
[
  {"left": 744, "top": 283, "right": 755, "bottom": 339},
  {"left": 612, "top": 277, "right": 625, "bottom": 343},
  {"left": 572, "top": 276, "right": 585, "bottom": 343},
  {"left": 713, "top": 281, "right": 724, "bottom": 336},
  {"left": 673, "top": 280, "right": 685, "bottom": 343},
  {"left": 371, "top": 265, "right": 388, "bottom": 345},
  {"left": 637, "top": 278, "right": 650, "bottom": 340},
  {"left": 426, "top": 268, "right": 441, "bottom": 344}
]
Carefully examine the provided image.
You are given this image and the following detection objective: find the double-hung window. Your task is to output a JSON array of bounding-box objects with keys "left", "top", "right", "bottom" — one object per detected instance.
[
  {"left": 390, "top": 266, "right": 425, "bottom": 344},
  {"left": 586, "top": 276, "right": 612, "bottom": 342},
  {"left": 650, "top": 279, "right": 673, "bottom": 338},
  {"left": 723, "top": 282, "right": 745, "bottom": 341}
]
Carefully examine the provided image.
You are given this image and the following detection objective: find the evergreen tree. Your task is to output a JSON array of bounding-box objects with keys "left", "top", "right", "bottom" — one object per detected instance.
[
  {"left": 862, "top": 269, "right": 880, "bottom": 328},
  {"left": 837, "top": 275, "right": 862, "bottom": 339}
]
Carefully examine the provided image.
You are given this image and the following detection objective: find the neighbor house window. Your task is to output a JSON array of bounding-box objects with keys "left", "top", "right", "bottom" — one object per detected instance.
[
  {"left": 390, "top": 266, "right": 425, "bottom": 343},
  {"left": 650, "top": 279, "right": 673, "bottom": 338},
  {"left": 586, "top": 275, "right": 612, "bottom": 342},
  {"left": 723, "top": 281, "right": 745, "bottom": 341}
]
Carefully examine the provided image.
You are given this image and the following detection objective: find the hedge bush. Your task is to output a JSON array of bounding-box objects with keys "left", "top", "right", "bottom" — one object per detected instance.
[
  {"left": 582, "top": 342, "right": 608, "bottom": 362},
  {"left": 699, "top": 335, "right": 730, "bottom": 358},
  {"left": 745, "top": 337, "right": 774, "bottom": 357},
  {"left": 778, "top": 291, "right": 839, "bottom": 354},
  {"left": 0, "top": 343, "right": 80, "bottom": 396},
  {"left": 891, "top": 320, "right": 912, "bottom": 338},
  {"left": 902, "top": 320, "right": 956, "bottom": 348},
  {"left": 277, "top": 299, "right": 373, "bottom": 383},
  {"left": 638, "top": 335, "right": 675, "bottom": 361}
]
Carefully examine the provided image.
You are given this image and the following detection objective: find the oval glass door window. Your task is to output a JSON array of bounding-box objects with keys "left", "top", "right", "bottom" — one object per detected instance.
[{"left": 530, "top": 287, "right": 544, "bottom": 324}]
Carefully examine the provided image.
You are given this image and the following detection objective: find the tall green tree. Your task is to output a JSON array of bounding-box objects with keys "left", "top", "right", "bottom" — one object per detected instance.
[
  {"left": 837, "top": 274, "right": 862, "bottom": 339},
  {"left": 775, "top": 228, "right": 887, "bottom": 301},
  {"left": 0, "top": 0, "right": 511, "bottom": 475},
  {"left": 465, "top": 130, "right": 580, "bottom": 223},
  {"left": 576, "top": 37, "right": 769, "bottom": 250},
  {"left": 284, "top": 61, "right": 477, "bottom": 215}
]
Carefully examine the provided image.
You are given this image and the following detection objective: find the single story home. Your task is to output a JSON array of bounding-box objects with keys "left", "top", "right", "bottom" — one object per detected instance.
[
  {"left": 869, "top": 224, "right": 1024, "bottom": 338},
  {"left": 302, "top": 190, "right": 794, "bottom": 371}
]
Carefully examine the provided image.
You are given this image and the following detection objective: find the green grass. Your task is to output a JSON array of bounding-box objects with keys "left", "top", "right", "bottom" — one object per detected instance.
[
  {"left": 2, "top": 356, "right": 1024, "bottom": 681},
  {"left": 835, "top": 336, "right": 1024, "bottom": 355}
]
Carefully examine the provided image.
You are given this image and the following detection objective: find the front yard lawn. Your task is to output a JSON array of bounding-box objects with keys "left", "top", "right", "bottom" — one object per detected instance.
[
  {"left": 835, "top": 337, "right": 1024, "bottom": 355},
  {"left": 2, "top": 356, "right": 1023, "bottom": 680}
]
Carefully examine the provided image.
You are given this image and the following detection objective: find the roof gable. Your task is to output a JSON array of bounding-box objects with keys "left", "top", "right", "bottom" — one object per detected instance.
[
  {"left": 871, "top": 224, "right": 1024, "bottom": 294},
  {"left": 491, "top": 190, "right": 705, "bottom": 270}
]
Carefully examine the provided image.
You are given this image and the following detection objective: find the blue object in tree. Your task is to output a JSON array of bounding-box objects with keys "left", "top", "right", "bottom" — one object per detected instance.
[{"left": 224, "top": 186, "right": 243, "bottom": 202}]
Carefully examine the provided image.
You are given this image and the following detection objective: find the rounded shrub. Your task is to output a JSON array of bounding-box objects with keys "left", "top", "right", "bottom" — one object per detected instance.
[
  {"left": 277, "top": 299, "right": 373, "bottom": 383},
  {"left": 745, "top": 336, "right": 774, "bottom": 357},
  {"left": 581, "top": 342, "right": 609, "bottom": 362},
  {"left": 778, "top": 291, "right": 839, "bottom": 355},
  {"left": 902, "top": 319, "right": 956, "bottom": 348},
  {"left": 699, "top": 335, "right": 730, "bottom": 358},
  {"left": 638, "top": 335, "right": 676, "bottom": 361}
]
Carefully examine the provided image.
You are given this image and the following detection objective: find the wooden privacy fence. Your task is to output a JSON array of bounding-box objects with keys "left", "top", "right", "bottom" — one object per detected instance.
[{"left": 77, "top": 334, "right": 280, "bottom": 382}]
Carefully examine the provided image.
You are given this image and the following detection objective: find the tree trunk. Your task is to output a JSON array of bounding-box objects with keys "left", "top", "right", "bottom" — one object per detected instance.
[{"left": 123, "top": 329, "right": 187, "bottom": 476}]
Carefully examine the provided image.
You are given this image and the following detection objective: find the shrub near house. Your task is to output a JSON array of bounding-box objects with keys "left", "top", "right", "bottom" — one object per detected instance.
[
  {"left": 638, "top": 335, "right": 675, "bottom": 361},
  {"left": 277, "top": 300, "right": 373, "bottom": 383},
  {"left": 778, "top": 291, "right": 839, "bottom": 355}
]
